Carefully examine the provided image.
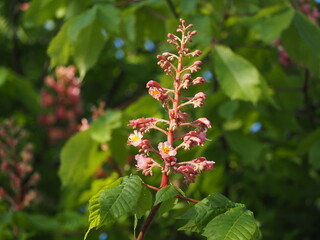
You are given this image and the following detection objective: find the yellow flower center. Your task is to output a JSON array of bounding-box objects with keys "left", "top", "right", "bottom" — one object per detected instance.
[
  {"left": 151, "top": 89, "right": 159, "bottom": 96},
  {"left": 161, "top": 145, "right": 170, "bottom": 154},
  {"left": 131, "top": 134, "right": 140, "bottom": 141}
]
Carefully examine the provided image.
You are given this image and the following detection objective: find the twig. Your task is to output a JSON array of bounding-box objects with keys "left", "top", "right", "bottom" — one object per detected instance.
[
  {"left": 166, "top": 0, "right": 179, "bottom": 19},
  {"left": 303, "top": 68, "right": 310, "bottom": 106},
  {"left": 175, "top": 195, "right": 199, "bottom": 203},
  {"left": 142, "top": 182, "right": 159, "bottom": 191},
  {"left": 137, "top": 203, "right": 161, "bottom": 240},
  {"left": 144, "top": 6, "right": 167, "bottom": 21},
  {"left": 142, "top": 182, "right": 199, "bottom": 203}
]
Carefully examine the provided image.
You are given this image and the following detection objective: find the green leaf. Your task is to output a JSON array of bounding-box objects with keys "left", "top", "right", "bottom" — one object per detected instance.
[
  {"left": 85, "top": 178, "right": 122, "bottom": 239},
  {"left": 95, "top": 4, "right": 120, "bottom": 32},
  {"left": 281, "top": 11, "right": 320, "bottom": 74},
  {"left": 308, "top": 141, "right": 320, "bottom": 170},
  {"left": 248, "top": 5, "right": 294, "bottom": 43},
  {"left": 155, "top": 185, "right": 179, "bottom": 205},
  {"left": 90, "top": 110, "right": 122, "bottom": 143},
  {"left": 74, "top": 21, "right": 107, "bottom": 78},
  {"left": 86, "top": 176, "right": 142, "bottom": 238},
  {"left": 179, "top": 193, "right": 238, "bottom": 233},
  {"left": 78, "top": 173, "right": 119, "bottom": 204},
  {"left": 47, "top": 21, "right": 73, "bottom": 67},
  {"left": 135, "top": 186, "right": 153, "bottom": 218},
  {"left": 213, "top": 45, "right": 264, "bottom": 104},
  {"left": 99, "top": 175, "right": 142, "bottom": 220},
  {"left": 67, "top": 7, "right": 96, "bottom": 42},
  {"left": 59, "top": 130, "right": 109, "bottom": 188},
  {"left": 202, "top": 206, "right": 258, "bottom": 240},
  {"left": 47, "top": 4, "right": 120, "bottom": 76}
]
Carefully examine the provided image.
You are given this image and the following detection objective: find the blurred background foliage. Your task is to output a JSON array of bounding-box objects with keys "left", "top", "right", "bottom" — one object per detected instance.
[{"left": 1, "top": 0, "right": 320, "bottom": 239}]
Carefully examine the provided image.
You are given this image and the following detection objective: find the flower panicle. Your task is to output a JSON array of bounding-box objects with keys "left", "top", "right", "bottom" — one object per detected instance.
[{"left": 128, "top": 19, "right": 215, "bottom": 183}]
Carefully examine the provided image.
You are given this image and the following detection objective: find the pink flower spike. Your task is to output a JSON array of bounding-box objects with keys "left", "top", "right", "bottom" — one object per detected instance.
[
  {"left": 158, "top": 141, "right": 177, "bottom": 159},
  {"left": 128, "top": 130, "right": 143, "bottom": 147}
]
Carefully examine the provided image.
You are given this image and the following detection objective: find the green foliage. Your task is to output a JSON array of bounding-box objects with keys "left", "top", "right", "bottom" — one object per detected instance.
[
  {"left": 135, "top": 186, "right": 153, "bottom": 219},
  {"left": 85, "top": 176, "right": 142, "bottom": 238},
  {"left": 59, "top": 130, "right": 109, "bottom": 188},
  {"left": 248, "top": 5, "right": 294, "bottom": 43},
  {"left": 282, "top": 10, "right": 320, "bottom": 74},
  {"left": 179, "top": 193, "right": 259, "bottom": 240},
  {"left": 213, "top": 45, "right": 267, "bottom": 104},
  {"left": 179, "top": 193, "right": 238, "bottom": 233},
  {"left": 90, "top": 110, "right": 122, "bottom": 143},
  {"left": 202, "top": 206, "right": 260, "bottom": 240},
  {"left": 155, "top": 185, "right": 179, "bottom": 205},
  {"left": 48, "top": 4, "right": 120, "bottom": 77}
]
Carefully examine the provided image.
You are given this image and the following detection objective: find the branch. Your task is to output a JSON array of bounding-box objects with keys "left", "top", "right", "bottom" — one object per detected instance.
[
  {"left": 303, "top": 68, "right": 310, "bottom": 106},
  {"left": 175, "top": 195, "right": 199, "bottom": 203},
  {"left": 137, "top": 203, "right": 161, "bottom": 240},
  {"left": 166, "top": 0, "right": 179, "bottom": 19},
  {"left": 142, "top": 182, "right": 199, "bottom": 203},
  {"left": 142, "top": 182, "right": 159, "bottom": 191}
]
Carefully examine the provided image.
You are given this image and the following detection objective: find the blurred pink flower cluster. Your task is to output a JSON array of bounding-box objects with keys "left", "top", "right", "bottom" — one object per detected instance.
[
  {"left": 0, "top": 118, "right": 40, "bottom": 210},
  {"left": 38, "top": 66, "right": 83, "bottom": 143},
  {"left": 128, "top": 19, "right": 215, "bottom": 183}
]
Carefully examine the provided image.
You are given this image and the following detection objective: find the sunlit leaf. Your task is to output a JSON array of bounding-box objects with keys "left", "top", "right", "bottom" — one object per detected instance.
[
  {"left": 202, "top": 206, "right": 259, "bottom": 240},
  {"left": 213, "top": 45, "right": 264, "bottom": 104},
  {"left": 155, "top": 185, "right": 179, "bottom": 205},
  {"left": 179, "top": 193, "right": 239, "bottom": 233},
  {"left": 59, "top": 130, "right": 109, "bottom": 188},
  {"left": 90, "top": 110, "right": 122, "bottom": 143}
]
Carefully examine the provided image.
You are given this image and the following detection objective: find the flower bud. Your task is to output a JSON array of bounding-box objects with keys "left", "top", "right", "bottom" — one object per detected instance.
[
  {"left": 146, "top": 80, "right": 162, "bottom": 89},
  {"left": 168, "top": 33, "right": 176, "bottom": 40},
  {"left": 190, "top": 30, "right": 197, "bottom": 36}
]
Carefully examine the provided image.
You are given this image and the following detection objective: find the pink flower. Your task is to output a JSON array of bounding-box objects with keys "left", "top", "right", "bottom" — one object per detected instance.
[
  {"left": 135, "top": 154, "right": 155, "bottom": 176},
  {"left": 177, "top": 165, "right": 198, "bottom": 183},
  {"left": 158, "top": 142, "right": 177, "bottom": 159},
  {"left": 146, "top": 80, "right": 162, "bottom": 89},
  {"left": 193, "top": 157, "right": 215, "bottom": 171},
  {"left": 191, "top": 92, "right": 206, "bottom": 108},
  {"left": 189, "top": 60, "right": 202, "bottom": 73},
  {"left": 128, "top": 118, "right": 158, "bottom": 133},
  {"left": 192, "top": 76, "right": 205, "bottom": 85},
  {"left": 138, "top": 139, "right": 152, "bottom": 155},
  {"left": 182, "top": 131, "right": 207, "bottom": 150},
  {"left": 195, "top": 118, "right": 211, "bottom": 129},
  {"left": 148, "top": 87, "right": 169, "bottom": 105},
  {"left": 128, "top": 130, "right": 143, "bottom": 147}
]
